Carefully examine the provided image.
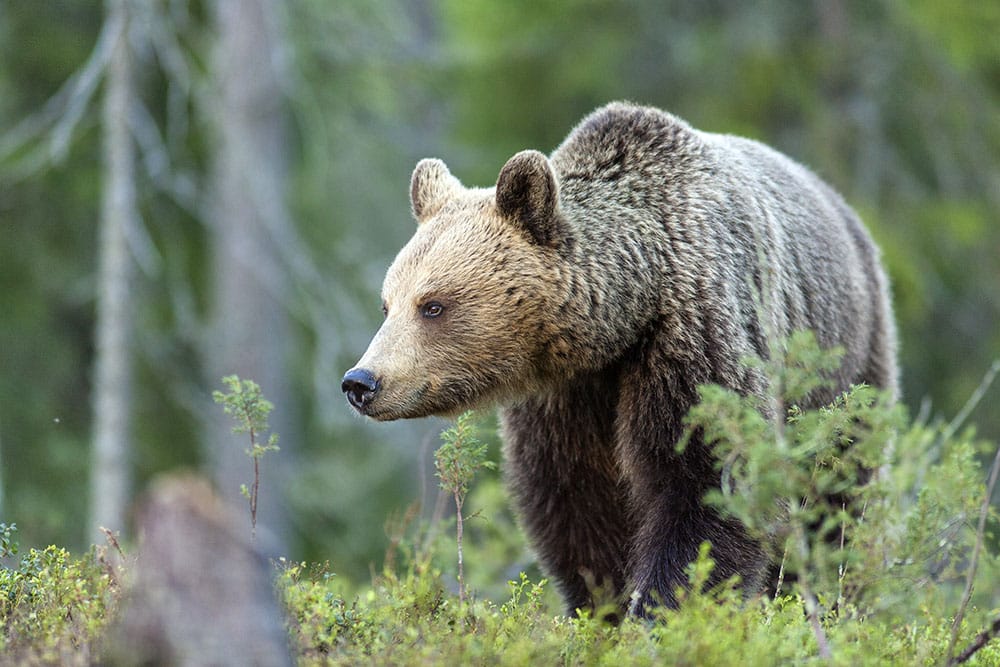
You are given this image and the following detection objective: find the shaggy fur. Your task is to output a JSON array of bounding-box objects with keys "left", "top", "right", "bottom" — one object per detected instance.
[{"left": 344, "top": 102, "right": 898, "bottom": 617}]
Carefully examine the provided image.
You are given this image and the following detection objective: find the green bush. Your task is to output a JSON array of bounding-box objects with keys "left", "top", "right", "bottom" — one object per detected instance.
[
  {"left": 3, "top": 340, "right": 999, "bottom": 665},
  {"left": 273, "top": 333, "right": 1000, "bottom": 665},
  {"left": 0, "top": 540, "right": 118, "bottom": 665}
]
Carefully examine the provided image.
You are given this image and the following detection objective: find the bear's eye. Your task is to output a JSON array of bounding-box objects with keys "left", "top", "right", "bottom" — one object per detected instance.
[
  {"left": 420, "top": 301, "right": 444, "bottom": 319},
  {"left": 381, "top": 302, "right": 388, "bottom": 317}
]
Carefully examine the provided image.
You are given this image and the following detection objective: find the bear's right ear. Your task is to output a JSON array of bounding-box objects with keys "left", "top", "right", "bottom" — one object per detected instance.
[
  {"left": 410, "top": 158, "right": 462, "bottom": 223},
  {"left": 495, "top": 150, "right": 563, "bottom": 247}
]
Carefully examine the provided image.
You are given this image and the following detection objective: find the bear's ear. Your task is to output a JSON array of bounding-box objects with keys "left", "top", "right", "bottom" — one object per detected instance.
[
  {"left": 495, "top": 150, "right": 563, "bottom": 247},
  {"left": 410, "top": 158, "right": 462, "bottom": 223}
]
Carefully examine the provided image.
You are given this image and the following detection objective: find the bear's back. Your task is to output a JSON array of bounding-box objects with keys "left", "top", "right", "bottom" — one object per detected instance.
[
  {"left": 550, "top": 102, "right": 699, "bottom": 191},
  {"left": 546, "top": 102, "right": 897, "bottom": 400}
]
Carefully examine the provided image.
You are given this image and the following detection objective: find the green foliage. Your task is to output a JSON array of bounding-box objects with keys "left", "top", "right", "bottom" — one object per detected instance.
[
  {"left": 3, "top": 0, "right": 1000, "bottom": 576},
  {"left": 433, "top": 411, "right": 496, "bottom": 604},
  {"left": 5, "top": 336, "right": 1000, "bottom": 664},
  {"left": 213, "top": 375, "right": 280, "bottom": 537},
  {"left": 434, "top": 411, "right": 495, "bottom": 500},
  {"left": 274, "top": 546, "right": 1000, "bottom": 666},
  {"left": 279, "top": 559, "right": 559, "bottom": 665},
  {"left": 0, "top": 522, "right": 17, "bottom": 559},
  {"left": 685, "top": 331, "right": 907, "bottom": 605},
  {"left": 0, "top": 545, "right": 117, "bottom": 664},
  {"left": 212, "top": 375, "right": 281, "bottom": 455}
]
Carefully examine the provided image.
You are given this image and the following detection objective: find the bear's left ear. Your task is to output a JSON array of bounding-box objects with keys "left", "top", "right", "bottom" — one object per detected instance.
[
  {"left": 411, "top": 158, "right": 463, "bottom": 223},
  {"left": 495, "top": 150, "right": 563, "bottom": 247}
]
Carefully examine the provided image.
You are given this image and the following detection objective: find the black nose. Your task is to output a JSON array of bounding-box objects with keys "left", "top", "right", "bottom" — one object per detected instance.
[{"left": 342, "top": 368, "right": 379, "bottom": 411}]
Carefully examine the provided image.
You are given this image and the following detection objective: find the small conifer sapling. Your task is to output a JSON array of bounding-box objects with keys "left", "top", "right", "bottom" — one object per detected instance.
[
  {"left": 434, "top": 411, "right": 495, "bottom": 604},
  {"left": 213, "top": 375, "right": 280, "bottom": 540}
]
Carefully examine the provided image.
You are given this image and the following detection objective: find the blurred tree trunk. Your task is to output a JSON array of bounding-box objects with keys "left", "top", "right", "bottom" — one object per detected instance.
[
  {"left": 206, "top": 0, "right": 294, "bottom": 552},
  {"left": 90, "top": 0, "right": 136, "bottom": 543}
]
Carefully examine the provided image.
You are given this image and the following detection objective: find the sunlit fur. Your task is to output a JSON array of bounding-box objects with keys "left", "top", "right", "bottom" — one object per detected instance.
[
  {"left": 347, "top": 102, "right": 898, "bottom": 618},
  {"left": 352, "top": 184, "right": 561, "bottom": 420}
]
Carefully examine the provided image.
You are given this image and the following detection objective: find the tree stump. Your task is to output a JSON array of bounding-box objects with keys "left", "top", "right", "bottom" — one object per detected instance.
[{"left": 107, "top": 474, "right": 291, "bottom": 666}]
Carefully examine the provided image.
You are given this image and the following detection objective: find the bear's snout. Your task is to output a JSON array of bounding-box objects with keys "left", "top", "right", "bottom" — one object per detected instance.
[{"left": 342, "top": 368, "right": 379, "bottom": 412}]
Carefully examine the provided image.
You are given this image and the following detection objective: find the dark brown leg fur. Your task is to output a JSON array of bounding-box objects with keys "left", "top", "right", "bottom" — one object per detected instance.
[
  {"left": 501, "top": 370, "right": 635, "bottom": 617},
  {"left": 615, "top": 339, "right": 767, "bottom": 616}
]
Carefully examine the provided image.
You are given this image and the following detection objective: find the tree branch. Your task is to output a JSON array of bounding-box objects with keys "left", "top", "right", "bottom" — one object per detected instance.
[
  {"left": 953, "top": 615, "right": 1000, "bottom": 665},
  {"left": 946, "top": 431, "right": 1000, "bottom": 665},
  {"left": 941, "top": 361, "right": 1000, "bottom": 446},
  {"left": 0, "top": 8, "right": 121, "bottom": 180}
]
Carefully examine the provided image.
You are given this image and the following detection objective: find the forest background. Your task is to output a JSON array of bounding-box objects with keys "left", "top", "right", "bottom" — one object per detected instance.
[{"left": 1, "top": 0, "right": 998, "bottom": 583}]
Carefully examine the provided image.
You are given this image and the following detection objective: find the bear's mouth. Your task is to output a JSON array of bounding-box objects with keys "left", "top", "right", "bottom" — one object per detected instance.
[
  {"left": 353, "top": 382, "right": 433, "bottom": 422},
  {"left": 349, "top": 375, "right": 490, "bottom": 422}
]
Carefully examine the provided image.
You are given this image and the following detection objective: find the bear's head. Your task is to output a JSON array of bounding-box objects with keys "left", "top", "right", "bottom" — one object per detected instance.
[{"left": 342, "top": 150, "right": 570, "bottom": 420}]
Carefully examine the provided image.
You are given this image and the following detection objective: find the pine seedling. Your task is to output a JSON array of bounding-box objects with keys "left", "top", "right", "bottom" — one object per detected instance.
[
  {"left": 213, "top": 375, "right": 280, "bottom": 539},
  {"left": 434, "top": 411, "right": 495, "bottom": 604}
]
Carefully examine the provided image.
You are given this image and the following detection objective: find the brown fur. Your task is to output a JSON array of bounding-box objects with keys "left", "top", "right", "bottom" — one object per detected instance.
[{"left": 344, "top": 102, "right": 898, "bottom": 617}]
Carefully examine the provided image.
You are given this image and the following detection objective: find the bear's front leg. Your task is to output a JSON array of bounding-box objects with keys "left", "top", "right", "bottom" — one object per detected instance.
[
  {"left": 622, "top": 482, "right": 765, "bottom": 615},
  {"left": 501, "top": 375, "right": 635, "bottom": 618},
  {"left": 615, "top": 353, "right": 767, "bottom": 616}
]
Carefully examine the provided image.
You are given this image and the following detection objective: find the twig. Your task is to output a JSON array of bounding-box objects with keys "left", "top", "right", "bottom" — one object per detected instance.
[
  {"left": 836, "top": 502, "right": 848, "bottom": 610},
  {"left": 941, "top": 360, "right": 1000, "bottom": 445},
  {"left": 98, "top": 525, "right": 126, "bottom": 591},
  {"left": 792, "top": 520, "right": 832, "bottom": 660},
  {"left": 131, "top": 99, "right": 199, "bottom": 219},
  {"left": 248, "top": 426, "right": 259, "bottom": 539},
  {"left": 774, "top": 541, "right": 788, "bottom": 600},
  {"left": 100, "top": 526, "right": 125, "bottom": 560},
  {"left": 454, "top": 491, "right": 466, "bottom": 605},
  {"left": 945, "top": 438, "right": 1000, "bottom": 666},
  {"left": 805, "top": 595, "right": 831, "bottom": 660},
  {"left": 953, "top": 615, "right": 1000, "bottom": 665},
  {"left": 383, "top": 502, "right": 419, "bottom": 574},
  {"left": 836, "top": 498, "right": 869, "bottom": 611}
]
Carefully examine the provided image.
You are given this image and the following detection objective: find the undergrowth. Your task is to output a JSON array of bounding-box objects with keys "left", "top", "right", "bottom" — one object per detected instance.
[
  {"left": 2, "top": 340, "right": 999, "bottom": 665},
  {"left": 0, "top": 537, "right": 119, "bottom": 665},
  {"left": 275, "top": 545, "right": 999, "bottom": 666}
]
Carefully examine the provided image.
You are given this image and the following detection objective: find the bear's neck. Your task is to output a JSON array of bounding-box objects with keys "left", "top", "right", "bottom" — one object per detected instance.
[{"left": 545, "top": 208, "right": 675, "bottom": 374}]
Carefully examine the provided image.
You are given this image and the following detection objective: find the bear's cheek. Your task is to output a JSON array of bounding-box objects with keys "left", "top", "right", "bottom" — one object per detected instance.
[
  {"left": 375, "top": 337, "right": 511, "bottom": 417},
  {"left": 357, "top": 289, "right": 547, "bottom": 418}
]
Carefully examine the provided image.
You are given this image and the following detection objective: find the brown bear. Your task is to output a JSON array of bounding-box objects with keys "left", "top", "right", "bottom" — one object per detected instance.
[{"left": 342, "top": 102, "right": 898, "bottom": 617}]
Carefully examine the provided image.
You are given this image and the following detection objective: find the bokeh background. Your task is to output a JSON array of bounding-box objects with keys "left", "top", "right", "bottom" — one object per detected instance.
[{"left": 1, "top": 0, "right": 998, "bottom": 581}]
